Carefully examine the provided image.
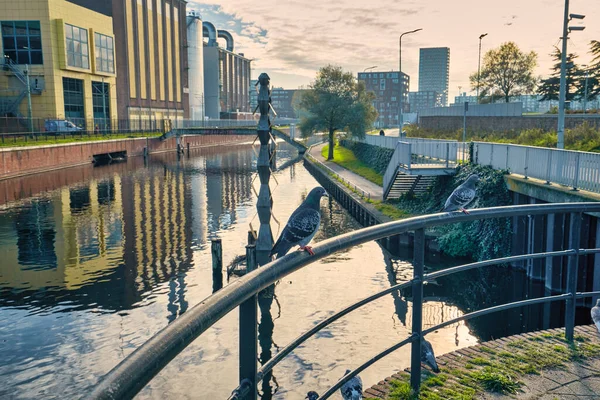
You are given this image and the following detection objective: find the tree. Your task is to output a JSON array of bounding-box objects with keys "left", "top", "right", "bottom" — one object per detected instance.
[
  {"left": 587, "top": 40, "right": 600, "bottom": 101},
  {"left": 470, "top": 42, "right": 538, "bottom": 103},
  {"left": 298, "top": 65, "right": 377, "bottom": 160},
  {"left": 538, "top": 46, "right": 581, "bottom": 104}
]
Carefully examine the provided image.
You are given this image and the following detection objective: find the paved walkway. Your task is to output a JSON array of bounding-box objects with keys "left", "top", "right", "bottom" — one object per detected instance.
[
  {"left": 309, "top": 143, "right": 384, "bottom": 200},
  {"left": 365, "top": 325, "right": 600, "bottom": 399}
]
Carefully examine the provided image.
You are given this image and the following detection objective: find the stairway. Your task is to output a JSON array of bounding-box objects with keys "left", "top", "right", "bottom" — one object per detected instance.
[
  {"left": 385, "top": 171, "right": 436, "bottom": 199},
  {"left": 1, "top": 58, "right": 42, "bottom": 124}
]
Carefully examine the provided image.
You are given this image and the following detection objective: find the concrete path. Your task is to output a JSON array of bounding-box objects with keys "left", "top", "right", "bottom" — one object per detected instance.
[
  {"left": 309, "top": 143, "right": 384, "bottom": 200},
  {"left": 365, "top": 325, "right": 600, "bottom": 399}
]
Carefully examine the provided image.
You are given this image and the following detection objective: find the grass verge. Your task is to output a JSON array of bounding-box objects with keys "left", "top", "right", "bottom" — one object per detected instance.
[
  {"left": 321, "top": 143, "right": 383, "bottom": 186},
  {"left": 381, "top": 332, "right": 600, "bottom": 400},
  {"left": 0, "top": 132, "right": 163, "bottom": 148}
]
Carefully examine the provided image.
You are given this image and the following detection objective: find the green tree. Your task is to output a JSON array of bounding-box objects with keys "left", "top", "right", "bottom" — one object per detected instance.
[
  {"left": 298, "top": 65, "right": 377, "bottom": 160},
  {"left": 538, "top": 46, "right": 581, "bottom": 104},
  {"left": 587, "top": 40, "right": 600, "bottom": 100},
  {"left": 470, "top": 42, "right": 538, "bottom": 103}
]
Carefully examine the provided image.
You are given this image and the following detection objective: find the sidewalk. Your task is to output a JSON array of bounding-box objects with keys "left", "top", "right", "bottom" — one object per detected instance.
[{"left": 309, "top": 143, "right": 384, "bottom": 200}]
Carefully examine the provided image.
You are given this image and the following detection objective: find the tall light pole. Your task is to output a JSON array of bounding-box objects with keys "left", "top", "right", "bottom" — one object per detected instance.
[
  {"left": 557, "top": 0, "right": 585, "bottom": 149},
  {"left": 363, "top": 65, "right": 377, "bottom": 72},
  {"left": 583, "top": 67, "right": 589, "bottom": 114},
  {"left": 476, "top": 33, "right": 488, "bottom": 104},
  {"left": 398, "top": 28, "right": 422, "bottom": 130}
]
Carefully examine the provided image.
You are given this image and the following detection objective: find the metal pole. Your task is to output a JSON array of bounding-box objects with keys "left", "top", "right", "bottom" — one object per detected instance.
[
  {"left": 399, "top": 35, "right": 403, "bottom": 130},
  {"left": 476, "top": 34, "right": 487, "bottom": 104},
  {"left": 211, "top": 239, "right": 223, "bottom": 292},
  {"left": 565, "top": 212, "right": 581, "bottom": 342},
  {"left": 410, "top": 228, "right": 425, "bottom": 393},
  {"left": 239, "top": 244, "right": 258, "bottom": 400},
  {"left": 557, "top": 0, "right": 570, "bottom": 149},
  {"left": 102, "top": 77, "right": 107, "bottom": 132},
  {"left": 583, "top": 72, "right": 589, "bottom": 114},
  {"left": 25, "top": 65, "right": 33, "bottom": 134},
  {"left": 463, "top": 101, "right": 467, "bottom": 144}
]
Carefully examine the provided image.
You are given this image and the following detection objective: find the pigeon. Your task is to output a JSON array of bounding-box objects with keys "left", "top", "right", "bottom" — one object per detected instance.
[
  {"left": 306, "top": 391, "right": 319, "bottom": 400},
  {"left": 592, "top": 299, "right": 600, "bottom": 334},
  {"left": 270, "top": 187, "right": 328, "bottom": 258},
  {"left": 421, "top": 338, "right": 440, "bottom": 373},
  {"left": 442, "top": 174, "right": 479, "bottom": 214},
  {"left": 340, "top": 369, "right": 363, "bottom": 400}
]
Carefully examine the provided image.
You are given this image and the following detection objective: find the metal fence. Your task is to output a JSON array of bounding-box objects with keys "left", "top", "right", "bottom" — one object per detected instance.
[
  {"left": 473, "top": 142, "right": 600, "bottom": 193},
  {"left": 172, "top": 118, "right": 300, "bottom": 129},
  {"left": 383, "top": 141, "right": 412, "bottom": 196},
  {"left": 88, "top": 203, "right": 600, "bottom": 400}
]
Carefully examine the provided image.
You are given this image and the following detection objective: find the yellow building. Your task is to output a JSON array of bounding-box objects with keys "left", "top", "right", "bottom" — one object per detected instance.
[{"left": 0, "top": 0, "right": 117, "bottom": 130}]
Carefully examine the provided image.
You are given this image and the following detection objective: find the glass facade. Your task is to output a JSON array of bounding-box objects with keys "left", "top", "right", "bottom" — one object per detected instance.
[
  {"left": 1, "top": 21, "right": 43, "bottom": 64},
  {"left": 94, "top": 32, "right": 114, "bottom": 73},
  {"left": 63, "top": 77, "right": 85, "bottom": 122},
  {"left": 65, "top": 24, "right": 89, "bottom": 69},
  {"left": 92, "top": 81, "right": 110, "bottom": 128}
]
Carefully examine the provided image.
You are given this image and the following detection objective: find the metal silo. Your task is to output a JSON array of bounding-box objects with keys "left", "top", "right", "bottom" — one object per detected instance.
[{"left": 186, "top": 11, "right": 205, "bottom": 121}]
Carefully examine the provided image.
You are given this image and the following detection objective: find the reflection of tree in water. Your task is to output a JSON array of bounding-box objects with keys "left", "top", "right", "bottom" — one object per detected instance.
[
  {"left": 258, "top": 291, "right": 282, "bottom": 400},
  {"left": 312, "top": 197, "right": 361, "bottom": 262},
  {"left": 382, "top": 252, "right": 409, "bottom": 328}
]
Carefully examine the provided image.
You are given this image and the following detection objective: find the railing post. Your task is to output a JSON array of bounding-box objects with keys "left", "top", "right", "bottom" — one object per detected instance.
[
  {"left": 411, "top": 228, "right": 425, "bottom": 394},
  {"left": 407, "top": 143, "right": 412, "bottom": 169},
  {"left": 572, "top": 153, "right": 581, "bottom": 191},
  {"left": 239, "top": 244, "right": 258, "bottom": 400},
  {"left": 565, "top": 213, "right": 581, "bottom": 342},
  {"left": 524, "top": 147, "right": 529, "bottom": 179},
  {"left": 445, "top": 143, "right": 449, "bottom": 167},
  {"left": 546, "top": 150, "right": 553, "bottom": 184}
]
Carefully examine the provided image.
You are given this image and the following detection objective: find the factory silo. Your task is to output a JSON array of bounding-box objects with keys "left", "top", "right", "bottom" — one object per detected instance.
[{"left": 186, "top": 11, "right": 205, "bottom": 120}]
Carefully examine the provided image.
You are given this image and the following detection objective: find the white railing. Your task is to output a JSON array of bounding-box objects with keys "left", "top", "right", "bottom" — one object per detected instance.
[
  {"left": 473, "top": 142, "right": 600, "bottom": 193},
  {"left": 173, "top": 118, "right": 301, "bottom": 129},
  {"left": 354, "top": 135, "right": 457, "bottom": 150},
  {"left": 383, "top": 142, "right": 412, "bottom": 197}
]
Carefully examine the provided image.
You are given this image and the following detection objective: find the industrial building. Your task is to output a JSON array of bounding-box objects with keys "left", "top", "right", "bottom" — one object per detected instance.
[
  {"left": 202, "top": 21, "right": 251, "bottom": 120},
  {"left": 0, "top": 0, "right": 118, "bottom": 131},
  {"left": 358, "top": 70, "right": 409, "bottom": 128},
  {"left": 418, "top": 47, "right": 450, "bottom": 106},
  {"left": 112, "top": 0, "right": 189, "bottom": 124},
  {"left": 186, "top": 11, "right": 204, "bottom": 121}
]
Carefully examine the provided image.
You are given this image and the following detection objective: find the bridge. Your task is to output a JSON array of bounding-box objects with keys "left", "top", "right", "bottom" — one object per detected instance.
[{"left": 88, "top": 203, "right": 600, "bottom": 400}]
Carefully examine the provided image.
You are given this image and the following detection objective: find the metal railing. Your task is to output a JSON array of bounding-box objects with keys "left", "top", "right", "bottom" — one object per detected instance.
[
  {"left": 172, "top": 118, "right": 300, "bottom": 129},
  {"left": 383, "top": 141, "right": 411, "bottom": 198},
  {"left": 88, "top": 203, "right": 600, "bottom": 400},
  {"left": 473, "top": 142, "right": 600, "bottom": 193}
]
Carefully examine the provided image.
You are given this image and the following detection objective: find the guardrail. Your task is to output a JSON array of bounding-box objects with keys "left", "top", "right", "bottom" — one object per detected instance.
[
  {"left": 473, "top": 142, "right": 600, "bottom": 193},
  {"left": 88, "top": 203, "right": 600, "bottom": 400}
]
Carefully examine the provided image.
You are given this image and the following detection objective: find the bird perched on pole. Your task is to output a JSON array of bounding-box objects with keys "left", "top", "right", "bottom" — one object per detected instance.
[
  {"left": 270, "top": 187, "right": 328, "bottom": 258},
  {"left": 442, "top": 174, "right": 479, "bottom": 214},
  {"left": 591, "top": 299, "right": 600, "bottom": 334},
  {"left": 340, "top": 369, "right": 363, "bottom": 400},
  {"left": 421, "top": 338, "right": 440, "bottom": 372}
]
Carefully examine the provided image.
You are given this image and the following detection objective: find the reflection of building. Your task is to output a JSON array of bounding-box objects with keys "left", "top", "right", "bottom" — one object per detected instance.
[
  {"left": 112, "top": 0, "right": 189, "bottom": 123},
  {"left": 419, "top": 47, "right": 450, "bottom": 106},
  {"left": 409, "top": 91, "right": 443, "bottom": 113},
  {"left": 358, "top": 70, "right": 410, "bottom": 128},
  {"left": 0, "top": 0, "right": 117, "bottom": 128},
  {"left": 203, "top": 21, "right": 251, "bottom": 119}
]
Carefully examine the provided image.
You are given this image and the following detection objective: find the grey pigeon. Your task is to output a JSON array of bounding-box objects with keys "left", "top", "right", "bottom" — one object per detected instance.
[
  {"left": 592, "top": 299, "right": 600, "bottom": 334},
  {"left": 306, "top": 391, "right": 319, "bottom": 400},
  {"left": 442, "top": 174, "right": 479, "bottom": 214},
  {"left": 340, "top": 369, "right": 362, "bottom": 400},
  {"left": 421, "top": 338, "right": 440, "bottom": 372},
  {"left": 270, "top": 187, "right": 328, "bottom": 258}
]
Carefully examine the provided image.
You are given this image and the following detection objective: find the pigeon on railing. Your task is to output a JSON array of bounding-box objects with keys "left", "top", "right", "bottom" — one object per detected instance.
[
  {"left": 442, "top": 174, "right": 479, "bottom": 214},
  {"left": 270, "top": 187, "right": 328, "bottom": 258},
  {"left": 305, "top": 391, "right": 319, "bottom": 400},
  {"left": 421, "top": 338, "right": 440, "bottom": 372},
  {"left": 340, "top": 369, "right": 363, "bottom": 400},
  {"left": 592, "top": 299, "right": 600, "bottom": 334}
]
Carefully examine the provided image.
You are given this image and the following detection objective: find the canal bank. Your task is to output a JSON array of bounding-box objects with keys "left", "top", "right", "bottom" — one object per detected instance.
[{"left": 0, "top": 134, "right": 253, "bottom": 180}]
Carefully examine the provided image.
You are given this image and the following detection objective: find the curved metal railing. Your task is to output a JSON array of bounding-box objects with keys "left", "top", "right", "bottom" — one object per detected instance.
[{"left": 89, "top": 202, "right": 600, "bottom": 399}]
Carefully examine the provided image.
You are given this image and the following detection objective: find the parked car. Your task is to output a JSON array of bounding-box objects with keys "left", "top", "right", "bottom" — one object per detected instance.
[{"left": 44, "top": 119, "right": 83, "bottom": 134}]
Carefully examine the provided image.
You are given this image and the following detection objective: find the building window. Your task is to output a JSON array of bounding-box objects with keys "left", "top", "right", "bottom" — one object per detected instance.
[
  {"left": 392, "top": 79, "right": 399, "bottom": 84},
  {"left": 63, "top": 77, "right": 85, "bottom": 123},
  {"left": 65, "top": 24, "right": 89, "bottom": 69},
  {"left": 391, "top": 97, "right": 397, "bottom": 101},
  {"left": 94, "top": 33, "right": 114, "bottom": 73},
  {"left": 380, "top": 80, "right": 386, "bottom": 90},
  {"left": 92, "top": 81, "right": 110, "bottom": 128},
  {"left": 1, "top": 21, "right": 43, "bottom": 64}
]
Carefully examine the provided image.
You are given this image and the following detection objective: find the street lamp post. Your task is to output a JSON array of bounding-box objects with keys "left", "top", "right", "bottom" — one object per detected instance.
[
  {"left": 398, "top": 28, "right": 422, "bottom": 130},
  {"left": 363, "top": 66, "right": 377, "bottom": 72},
  {"left": 557, "top": 0, "right": 585, "bottom": 149},
  {"left": 583, "top": 69, "right": 589, "bottom": 114},
  {"left": 476, "top": 33, "right": 488, "bottom": 104}
]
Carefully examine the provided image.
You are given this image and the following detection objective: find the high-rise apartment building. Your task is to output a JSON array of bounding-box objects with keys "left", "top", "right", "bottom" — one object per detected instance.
[
  {"left": 270, "top": 88, "right": 305, "bottom": 118},
  {"left": 112, "top": 0, "right": 189, "bottom": 123},
  {"left": 418, "top": 47, "right": 450, "bottom": 106},
  {"left": 358, "top": 70, "right": 409, "bottom": 128}
]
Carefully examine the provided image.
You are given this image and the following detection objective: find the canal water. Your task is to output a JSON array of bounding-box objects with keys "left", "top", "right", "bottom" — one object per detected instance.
[{"left": 0, "top": 142, "right": 545, "bottom": 399}]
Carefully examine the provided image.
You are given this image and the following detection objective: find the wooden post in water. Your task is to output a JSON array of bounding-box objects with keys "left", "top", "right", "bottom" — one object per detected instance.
[{"left": 211, "top": 239, "right": 223, "bottom": 292}]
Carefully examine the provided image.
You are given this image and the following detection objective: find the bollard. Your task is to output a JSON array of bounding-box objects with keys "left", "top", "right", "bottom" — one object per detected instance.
[
  {"left": 247, "top": 230, "right": 257, "bottom": 245},
  {"left": 211, "top": 239, "right": 223, "bottom": 292}
]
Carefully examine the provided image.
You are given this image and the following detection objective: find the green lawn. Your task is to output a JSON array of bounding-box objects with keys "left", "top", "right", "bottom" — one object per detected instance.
[
  {"left": 0, "top": 132, "right": 163, "bottom": 148},
  {"left": 321, "top": 143, "right": 383, "bottom": 186}
]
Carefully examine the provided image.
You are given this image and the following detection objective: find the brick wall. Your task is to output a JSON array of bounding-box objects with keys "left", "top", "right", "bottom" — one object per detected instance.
[
  {"left": 419, "top": 115, "right": 600, "bottom": 132},
  {"left": 0, "top": 135, "right": 252, "bottom": 180}
]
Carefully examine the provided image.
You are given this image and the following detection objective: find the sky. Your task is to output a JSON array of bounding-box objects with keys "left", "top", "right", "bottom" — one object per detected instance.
[{"left": 188, "top": 0, "right": 598, "bottom": 98}]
